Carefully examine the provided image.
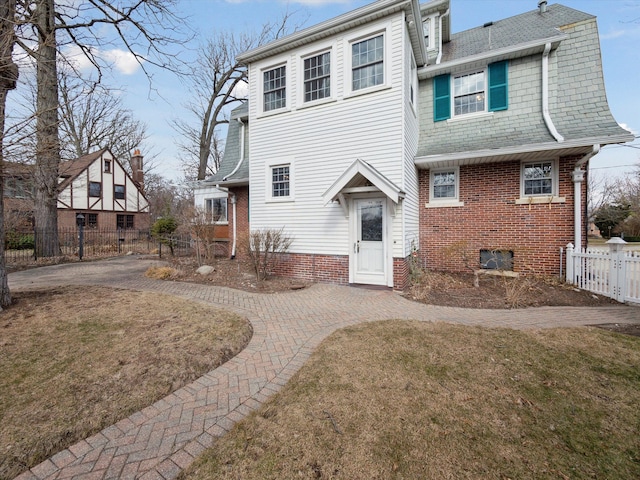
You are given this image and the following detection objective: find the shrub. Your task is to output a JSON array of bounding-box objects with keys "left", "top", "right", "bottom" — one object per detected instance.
[
  {"left": 245, "top": 228, "right": 292, "bottom": 281},
  {"left": 5, "top": 231, "right": 35, "bottom": 250},
  {"left": 151, "top": 217, "right": 178, "bottom": 255}
]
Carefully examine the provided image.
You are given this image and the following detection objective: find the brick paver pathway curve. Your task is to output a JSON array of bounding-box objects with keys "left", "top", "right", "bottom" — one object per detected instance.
[{"left": 9, "top": 256, "right": 640, "bottom": 480}]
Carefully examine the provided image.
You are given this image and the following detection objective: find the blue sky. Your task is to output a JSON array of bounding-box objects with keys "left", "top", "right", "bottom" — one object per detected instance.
[{"left": 88, "top": 0, "right": 640, "bottom": 181}]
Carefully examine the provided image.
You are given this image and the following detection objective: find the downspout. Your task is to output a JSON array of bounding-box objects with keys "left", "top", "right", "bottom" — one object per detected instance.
[
  {"left": 230, "top": 193, "right": 237, "bottom": 259},
  {"left": 435, "top": 8, "right": 450, "bottom": 65},
  {"left": 223, "top": 117, "right": 245, "bottom": 258},
  {"left": 572, "top": 144, "right": 600, "bottom": 250},
  {"left": 223, "top": 118, "right": 245, "bottom": 181},
  {"left": 542, "top": 43, "right": 564, "bottom": 142}
]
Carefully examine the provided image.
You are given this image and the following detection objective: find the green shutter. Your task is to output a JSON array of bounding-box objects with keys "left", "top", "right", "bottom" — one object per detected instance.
[
  {"left": 488, "top": 61, "right": 508, "bottom": 112},
  {"left": 433, "top": 74, "right": 451, "bottom": 122}
]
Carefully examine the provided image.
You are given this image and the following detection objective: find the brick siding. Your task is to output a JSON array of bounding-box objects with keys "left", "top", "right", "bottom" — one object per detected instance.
[
  {"left": 418, "top": 156, "right": 585, "bottom": 276},
  {"left": 57, "top": 210, "right": 150, "bottom": 230},
  {"left": 273, "top": 253, "right": 350, "bottom": 285}
]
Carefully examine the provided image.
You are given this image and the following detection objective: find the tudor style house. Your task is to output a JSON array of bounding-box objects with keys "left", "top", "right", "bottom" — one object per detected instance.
[
  {"left": 4, "top": 148, "right": 150, "bottom": 231},
  {"left": 195, "top": 0, "right": 632, "bottom": 289}
]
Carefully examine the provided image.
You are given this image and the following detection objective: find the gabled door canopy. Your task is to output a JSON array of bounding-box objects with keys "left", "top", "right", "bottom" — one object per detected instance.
[{"left": 322, "top": 158, "right": 405, "bottom": 217}]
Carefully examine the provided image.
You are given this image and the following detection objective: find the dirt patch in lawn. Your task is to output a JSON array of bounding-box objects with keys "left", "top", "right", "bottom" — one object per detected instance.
[
  {"left": 150, "top": 256, "right": 310, "bottom": 294},
  {"left": 180, "top": 321, "right": 640, "bottom": 480},
  {"left": 0, "top": 286, "right": 252, "bottom": 480},
  {"left": 406, "top": 269, "right": 619, "bottom": 309}
]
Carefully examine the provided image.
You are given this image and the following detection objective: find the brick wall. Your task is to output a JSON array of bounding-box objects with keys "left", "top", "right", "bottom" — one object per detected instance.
[
  {"left": 273, "top": 253, "right": 349, "bottom": 285},
  {"left": 418, "top": 156, "right": 585, "bottom": 276},
  {"left": 393, "top": 256, "right": 410, "bottom": 290},
  {"left": 58, "top": 210, "right": 150, "bottom": 230},
  {"left": 230, "top": 186, "right": 249, "bottom": 259}
]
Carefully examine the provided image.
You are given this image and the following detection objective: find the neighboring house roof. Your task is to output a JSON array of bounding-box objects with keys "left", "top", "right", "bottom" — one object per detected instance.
[
  {"left": 58, "top": 149, "right": 106, "bottom": 191},
  {"left": 203, "top": 103, "right": 249, "bottom": 187}
]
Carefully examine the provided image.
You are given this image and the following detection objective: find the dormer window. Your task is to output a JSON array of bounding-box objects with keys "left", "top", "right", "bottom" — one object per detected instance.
[{"left": 423, "top": 15, "right": 436, "bottom": 50}]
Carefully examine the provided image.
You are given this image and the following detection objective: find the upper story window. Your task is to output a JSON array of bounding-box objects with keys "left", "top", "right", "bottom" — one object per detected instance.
[
  {"left": 272, "top": 165, "right": 290, "bottom": 198},
  {"left": 454, "top": 70, "right": 485, "bottom": 116},
  {"left": 522, "top": 161, "right": 556, "bottom": 196},
  {"left": 433, "top": 60, "right": 508, "bottom": 122},
  {"left": 205, "top": 197, "right": 228, "bottom": 223},
  {"left": 89, "top": 181, "right": 101, "bottom": 198},
  {"left": 263, "top": 65, "right": 286, "bottom": 112},
  {"left": 423, "top": 15, "right": 436, "bottom": 50},
  {"left": 304, "top": 51, "right": 331, "bottom": 102},
  {"left": 114, "top": 184, "right": 125, "bottom": 200},
  {"left": 352, "top": 34, "right": 384, "bottom": 91},
  {"left": 104, "top": 159, "right": 111, "bottom": 173}
]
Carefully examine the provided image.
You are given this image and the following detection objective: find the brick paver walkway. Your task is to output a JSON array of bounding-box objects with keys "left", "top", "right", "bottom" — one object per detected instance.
[{"left": 9, "top": 256, "right": 640, "bottom": 480}]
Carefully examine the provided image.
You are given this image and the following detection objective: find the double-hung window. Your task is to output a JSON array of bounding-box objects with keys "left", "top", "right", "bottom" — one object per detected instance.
[
  {"left": 428, "top": 167, "right": 463, "bottom": 207},
  {"left": 453, "top": 71, "right": 485, "bottom": 116},
  {"left": 263, "top": 65, "right": 286, "bottom": 112},
  {"left": 423, "top": 15, "right": 436, "bottom": 50},
  {"left": 205, "top": 198, "right": 228, "bottom": 223},
  {"left": 434, "top": 61, "right": 508, "bottom": 121},
  {"left": 272, "top": 165, "right": 290, "bottom": 198},
  {"left": 522, "top": 161, "right": 555, "bottom": 196},
  {"left": 352, "top": 34, "right": 384, "bottom": 91},
  {"left": 304, "top": 51, "right": 331, "bottom": 102}
]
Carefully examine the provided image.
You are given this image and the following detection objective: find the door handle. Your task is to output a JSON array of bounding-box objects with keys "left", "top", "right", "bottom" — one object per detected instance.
[{"left": 354, "top": 241, "right": 360, "bottom": 253}]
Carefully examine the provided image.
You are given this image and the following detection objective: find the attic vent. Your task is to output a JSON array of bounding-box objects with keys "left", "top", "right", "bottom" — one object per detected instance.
[
  {"left": 538, "top": 0, "right": 548, "bottom": 13},
  {"left": 483, "top": 21, "right": 493, "bottom": 28}
]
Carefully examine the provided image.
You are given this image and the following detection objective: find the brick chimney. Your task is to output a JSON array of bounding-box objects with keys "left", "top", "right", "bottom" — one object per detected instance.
[{"left": 130, "top": 149, "right": 144, "bottom": 192}]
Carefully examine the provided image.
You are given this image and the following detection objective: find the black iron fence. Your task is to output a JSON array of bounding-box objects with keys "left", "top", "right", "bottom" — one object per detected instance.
[{"left": 4, "top": 227, "right": 196, "bottom": 268}]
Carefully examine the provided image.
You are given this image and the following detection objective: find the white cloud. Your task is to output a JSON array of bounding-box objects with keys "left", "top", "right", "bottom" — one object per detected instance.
[
  {"left": 103, "top": 49, "right": 142, "bottom": 75},
  {"left": 63, "top": 45, "right": 142, "bottom": 76}
]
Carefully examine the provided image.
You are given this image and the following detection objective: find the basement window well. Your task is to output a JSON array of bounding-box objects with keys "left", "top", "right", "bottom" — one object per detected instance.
[{"left": 480, "top": 249, "right": 514, "bottom": 270}]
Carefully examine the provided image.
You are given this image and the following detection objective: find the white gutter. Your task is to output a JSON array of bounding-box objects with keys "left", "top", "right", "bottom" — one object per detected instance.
[
  {"left": 237, "top": 0, "right": 409, "bottom": 63},
  {"left": 542, "top": 42, "right": 564, "bottom": 142},
  {"left": 435, "top": 8, "right": 450, "bottom": 65},
  {"left": 572, "top": 144, "right": 600, "bottom": 249},
  {"left": 414, "top": 134, "right": 632, "bottom": 167},
  {"left": 223, "top": 118, "right": 245, "bottom": 181},
  {"left": 419, "top": 35, "right": 566, "bottom": 79}
]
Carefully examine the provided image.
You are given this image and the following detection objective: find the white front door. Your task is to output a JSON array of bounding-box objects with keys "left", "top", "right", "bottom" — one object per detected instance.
[{"left": 353, "top": 198, "right": 387, "bottom": 285}]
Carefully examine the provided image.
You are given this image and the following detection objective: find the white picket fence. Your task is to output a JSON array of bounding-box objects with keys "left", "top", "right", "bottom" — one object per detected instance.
[{"left": 566, "top": 239, "right": 640, "bottom": 305}]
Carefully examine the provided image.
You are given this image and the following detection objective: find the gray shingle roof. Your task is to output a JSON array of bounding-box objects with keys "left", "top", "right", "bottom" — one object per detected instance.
[
  {"left": 207, "top": 103, "right": 249, "bottom": 184},
  {"left": 441, "top": 4, "right": 593, "bottom": 62}
]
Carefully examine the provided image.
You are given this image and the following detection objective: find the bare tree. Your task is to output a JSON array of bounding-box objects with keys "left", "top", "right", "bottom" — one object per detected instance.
[
  {"left": 11, "top": 0, "right": 187, "bottom": 256},
  {"left": 175, "top": 15, "right": 300, "bottom": 181},
  {"left": 0, "top": 0, "right": 19, "bottom": 307}
]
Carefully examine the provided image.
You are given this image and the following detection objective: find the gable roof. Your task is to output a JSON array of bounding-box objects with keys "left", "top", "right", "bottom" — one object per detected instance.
[
  {"left": 57, "top": 149, "right": 107, "bottom": 189},
  {"left": 323, "top": 158, "right": 405, "bottom": 206}
]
